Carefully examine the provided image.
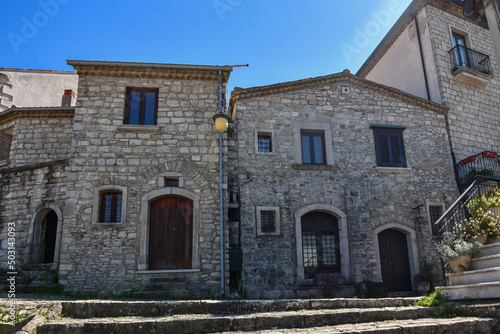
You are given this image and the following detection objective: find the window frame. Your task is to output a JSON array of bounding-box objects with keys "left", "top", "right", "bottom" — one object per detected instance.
[
  {"left": 256, "top": 206, "right": 280, "bottom": 236},
  {"left": 124, "top": 87, "right": 159, "bottom": 126},
  {"left": 371, "top": 125, "right": 407, "bottom": 168},
  {"left": 300, "top": 130, "right": 326, "bottom": 165},
  {"left": 255, "top": 130, "right": 275, "bottom": 155},
  {"left": 93, "top": 185, "right": 127, "bottom": 226}
]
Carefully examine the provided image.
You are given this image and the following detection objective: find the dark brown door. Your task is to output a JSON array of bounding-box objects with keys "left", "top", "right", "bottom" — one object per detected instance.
[
  {"left": 378, "top": 229, "right": 412, "bottom": 292},
  {"left": 148, "top": 196, "right": 193, "bottom": 270}
]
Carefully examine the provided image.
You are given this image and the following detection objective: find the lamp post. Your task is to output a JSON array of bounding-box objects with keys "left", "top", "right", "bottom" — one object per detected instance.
[{"left": 213, "top": 104, "right": 230, "bottom": 298}]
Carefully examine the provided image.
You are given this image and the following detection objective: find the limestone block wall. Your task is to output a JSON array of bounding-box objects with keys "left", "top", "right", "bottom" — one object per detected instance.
[
  {"left": 59, "top": 72, "right": 225, "bottom": 295},
  {"left": 231, "top": 76, "right": 459, "bottom": 298},
  {"left": 426, "top": 4, "right": 500, "bottom": 159}
]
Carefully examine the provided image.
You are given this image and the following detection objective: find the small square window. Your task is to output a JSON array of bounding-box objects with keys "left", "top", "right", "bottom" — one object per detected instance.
[
  {"left": 256, "top": 206, "right": 280, "bottom": 236},
  {"left": 165, "top": 178, "right": 179, "bottom": 187},
  {"left": 124, "top": 87, "right": 159, "bottom": 125},
  {"left": 372, "top": 126, "right": 407, "bottom": 168},
  {"left": 301, "top": 130, "right": 326, "bottom": 165},
  {"left": 258, "top": 132, "right": 272, "bottom": 153}
]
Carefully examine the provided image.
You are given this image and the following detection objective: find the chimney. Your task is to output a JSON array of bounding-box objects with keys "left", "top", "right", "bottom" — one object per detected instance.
[{"left": 61, "top": 89, "right": 76, "bottom": 107}]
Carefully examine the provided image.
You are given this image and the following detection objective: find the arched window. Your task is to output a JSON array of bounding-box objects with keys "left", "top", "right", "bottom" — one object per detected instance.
[{"left": 301, "top": 211, "right": 341, "bottom": 279}]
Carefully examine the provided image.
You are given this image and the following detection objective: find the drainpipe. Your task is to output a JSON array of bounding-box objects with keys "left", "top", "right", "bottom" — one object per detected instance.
[
  {"left": 414, "top": 16, "right": 431, "bottom": 101},
  {"left": 218, "top": 70, "right": 225, "bottom": 298}
]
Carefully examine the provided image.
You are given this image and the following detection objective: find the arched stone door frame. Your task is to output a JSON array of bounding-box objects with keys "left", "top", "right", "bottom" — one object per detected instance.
[
  {"left": 373, "top": 223, "right": 420, "bottom": 291},
  {"left": 30, "top": 204, "right": 63, "bottom": 266},
  {"left": 295, "top": 204, "right": 351, "bottom": 283},
  {"left": 138, "top": 187, "right": 200, "bottom": 272}
]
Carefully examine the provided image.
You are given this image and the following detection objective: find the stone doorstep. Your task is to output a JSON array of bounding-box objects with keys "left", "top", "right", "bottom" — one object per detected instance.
[
  {"left": 470, "top": 253, "right": 500, "bottom": 270},
  {"left": 217, "top": 317, "right": 497, "bottom": 334},
  {"left": 438, "top": 281, "right": 500, "bottom": 300},
  {"left": 482, "top": 242, "right": 500, "bottom": 257},
  {"left": 60, "top": 298, "right": 419, "bottom": 318},
  {"left": 446, "top": 266, "right": 500, "bottom": 285},
  {"left": 37, "top": 306, "right": 441, "bottom": 334}
]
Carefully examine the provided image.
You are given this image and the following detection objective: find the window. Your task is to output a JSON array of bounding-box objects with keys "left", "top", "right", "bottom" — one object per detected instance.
[
  {"left": 0, "top": 128, "right": 13, "bottom": 161},
  {"left": 256, "top": 206, "right": 280, "bottom": 236},
  {"left": 301, "top": 211, "right": 340, "bottom": 279},
  {"left": 428, "top": 204, "right": 444, "bottom": 236},
  {"left": 99, "top": 191, "right": 122, "bottom": 223},
  {"left": 124, "top": 87, "right": 159, "bottom": 125},
  {"left": 301, "top": 130, "right": 326, "bottom": 165},
  {"left": 257, "top": 132, "right": 272, "bottom": 153},
  {"left": 372, "top": 126, "right": 407, "bottom": 168},
  {"left": 452, "top": 32, "right": 469, "bottom": 68},
  {"left": 165, "top": 178, "right": 179, "bottom": 187}
]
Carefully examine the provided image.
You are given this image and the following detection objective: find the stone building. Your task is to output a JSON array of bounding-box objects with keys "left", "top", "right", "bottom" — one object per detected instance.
[
  {"left": 357, "top": 0, "right": 500, "bottom": 191},
  {"left": 227, "top": 70, "right": 459, "bottom": 298},
  {"left": 0, "top": 68, "right": 78, "bottom": 112},
  {"left": 0, "top": 61, "right": 233, "bottom": 297}
]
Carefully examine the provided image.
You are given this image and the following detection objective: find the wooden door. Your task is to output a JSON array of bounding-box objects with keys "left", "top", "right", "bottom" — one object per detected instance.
[
  {"left": 148, "top": 196, "right": 193, "bottom": 270},
  {"left": 378, "top": 229, "right": 412, "bottom": 292}
]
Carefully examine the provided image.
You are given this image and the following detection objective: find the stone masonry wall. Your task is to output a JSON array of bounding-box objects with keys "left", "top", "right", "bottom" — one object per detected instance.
[
  {"left": 426, "top": 4, "right": 500, "bottom": 160},
  {"left": 0, "top": 115, "right": 72, "bottom": 271},
  {"left": 232, "top": 77, "right": 459, "bottom": 299},
  {"left": 59, "top": 73, "right": 225, "bottom": 296}
]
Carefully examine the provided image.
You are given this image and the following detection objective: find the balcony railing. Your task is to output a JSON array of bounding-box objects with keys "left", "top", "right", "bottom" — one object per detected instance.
[
  {"left": 456, "top": 151, "right": 500, "bottom": 193},
  {"left": 434, "top": 176, "right": 500, "bottom": 238},
  {"left": 449, "top": 45, "right": 492, "bottom": 76}
]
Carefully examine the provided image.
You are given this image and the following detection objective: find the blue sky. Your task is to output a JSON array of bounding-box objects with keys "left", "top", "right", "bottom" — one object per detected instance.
[{"left": 1, "top": 0, "right": 413, "bottom": 92}]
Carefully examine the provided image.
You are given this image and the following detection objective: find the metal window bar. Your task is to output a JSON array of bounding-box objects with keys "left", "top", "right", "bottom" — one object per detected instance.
[{"left": 449, "top": 45, "right": 492, "bottom": 75}]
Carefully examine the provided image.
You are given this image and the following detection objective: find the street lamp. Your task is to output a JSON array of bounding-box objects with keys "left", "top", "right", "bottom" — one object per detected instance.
[{"left": 213, "top": 112, "right": 230, "bottom": 298}]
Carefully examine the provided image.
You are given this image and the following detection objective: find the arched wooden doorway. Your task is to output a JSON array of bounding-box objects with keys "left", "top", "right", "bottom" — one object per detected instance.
[
  {"left": 148, "top": 196, "right": 193, "bottom": 270},
  {"left": 378, "top": 229, "right": 412, "bottom": 292}
]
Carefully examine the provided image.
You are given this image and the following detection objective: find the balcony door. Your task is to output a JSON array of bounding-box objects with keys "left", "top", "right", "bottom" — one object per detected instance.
[{"left": 453, "top": 32, "right": 469, "bottom": 68}]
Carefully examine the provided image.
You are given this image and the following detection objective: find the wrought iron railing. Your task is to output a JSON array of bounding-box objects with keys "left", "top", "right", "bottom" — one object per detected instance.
[
  {"left": 448, "top": 45, "right": 492, "bottom": 76},
  {"left": 456, "top": 151, "right": 500, "bottom": 192},
  {"left": 434, "top": 176, "right": 500, "bottom": 238}
]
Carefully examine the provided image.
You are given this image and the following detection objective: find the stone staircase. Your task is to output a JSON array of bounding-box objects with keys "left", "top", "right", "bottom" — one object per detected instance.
[
  {"left": 0, "top": 265, "right": 59, "bottom": 294},
  {"left": 132, "top": 276, "right": 190, "bottom": 300},
  {"left": 35, "top": 298, "right": 500, "bottom": 333},
  {"left": 439, "top": 241, "right": 500, "bottom": 300}
]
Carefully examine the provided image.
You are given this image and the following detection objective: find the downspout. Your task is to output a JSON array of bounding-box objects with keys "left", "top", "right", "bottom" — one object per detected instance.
[
  {"left": 414, "top": 16, "right": 431, "bottom": 101},
  {"left": 218, "top": 69, "right": 225, "bottom": 298}
]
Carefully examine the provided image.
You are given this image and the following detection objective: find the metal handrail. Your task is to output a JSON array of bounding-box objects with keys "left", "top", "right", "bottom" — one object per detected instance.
[
  {"left": 434, "top": 176, "right": 500, "bottom": 238},
  {"left": 448, "top": 45, "right": 492, "bottom": 76}
]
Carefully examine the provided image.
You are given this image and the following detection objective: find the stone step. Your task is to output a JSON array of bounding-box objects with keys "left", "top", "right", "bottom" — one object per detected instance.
[
  {"left": 218, "top": 317, "right": 497, "bottom": 334},
  {"left": 133, "top": 290, "right": 191, "bottom": 300},
  {"left": 438, "top": 281, "right": 500, "bottom": 300},
  {"left": 141, "top": 281, "right": 188, "bottom": 291},
  {"left": 37, "top": 306, "right": 441, "bottom": 334},
  {"left": 470, "top": 253, "right": 500, "bottom": 270},
  {"left": 59, "top": 298, "right": 418, "bottom": 318},
  {"left": 482, "top": 242, "right": 500, "bottom": 257},
  {"left": 446, "top": 266, "right": 500, "bottom": 285}
]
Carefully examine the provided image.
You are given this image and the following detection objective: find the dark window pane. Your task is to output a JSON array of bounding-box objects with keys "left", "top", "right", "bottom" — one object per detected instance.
[
  {"left": 258, "top": 133, "right": 272, "bottom": 152},
  {"left": 100, "top": 191, "right": 122, "bottom": 223},
  {"left": 144, "top": 92, "right": 156, "bottom": 125},
  {"left": 129, "top": 92, "right": 141, "bottom": 125},
  {"left": 301, "top": 134, "right": 312, "bottom": 164},
  {"left": 321, "top": 233, "right": 337, "bottom": 266},
  {"left": 313, "top": 134, "right": 324, "bottom": 164},
  {"left": 379, "top": 135, "right": 390, "bottom": 163},
  {"left": 260, "top": 210, "right": 276, "bottom": 233},
  {"left": 390, "top": 135, "right": 402, "bottom": 163},
  {"left": 165, "top": 178, "right": 179, "bottom": 187},
  {"left": 302, "top": 231, "right": 318, "bottom": 267}
]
